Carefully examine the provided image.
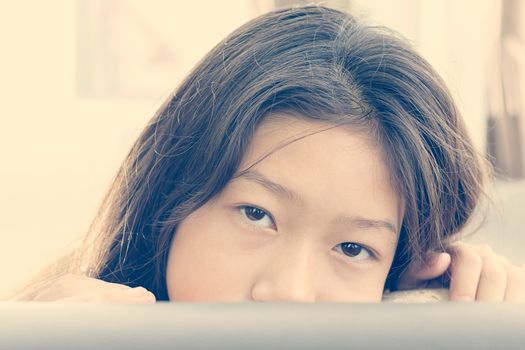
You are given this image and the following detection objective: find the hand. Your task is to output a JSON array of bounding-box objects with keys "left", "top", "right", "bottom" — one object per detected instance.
[
  {"left": 8, "top": 273, "right": 157, "bottom": 304},
  {"left": 397, "top": 242, "right": 525, "bottom": 302}
]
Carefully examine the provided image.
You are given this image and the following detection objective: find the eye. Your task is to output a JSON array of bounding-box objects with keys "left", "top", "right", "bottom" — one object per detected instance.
[
  {"left": 334, "top": 242, "right": 372, "bottom": 261},
  {"left": 239, "top": 205, "right": 276, "bottom": 230}
]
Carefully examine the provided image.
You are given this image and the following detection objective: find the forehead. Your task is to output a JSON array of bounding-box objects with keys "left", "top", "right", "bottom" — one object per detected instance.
[
  {"left": 242, "top": 115, "right": 383, "bottom": 175},
  {"left": 234, "top": 115, "right": 403, "bottom": 229}
]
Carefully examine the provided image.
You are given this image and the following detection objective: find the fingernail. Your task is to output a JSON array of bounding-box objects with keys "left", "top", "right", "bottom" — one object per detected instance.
[{"left": 125, "top": 287, "right": 148, "bottom": 297}]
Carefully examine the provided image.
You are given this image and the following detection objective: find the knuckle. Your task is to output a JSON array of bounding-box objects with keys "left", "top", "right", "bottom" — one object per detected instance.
[
  {"left": 478, "top": 243, "right": 494, "bottom": 253},
  {"left": 89, "top": 290, "right": 121, "bottom": 303},
  {"left": 481, "top": 262, "right": 507, "bottom": 283},
  {"left": 476, "top": 243, "right": 494, "bottom": 256},
  {"left": 48, "top": 274, "right": 91, "bottom": 295},
  {"left": 98, "top": 289, "right": 116, "bottom": 300},
  {"left": 457, "top": 248, "right": 483, "bottom": 267},
  {"left": 497, "top": 255, "right": 512, "bottom": 267},
  {"left": 507, "top": 265, "right": 525, "bottom": 281}
]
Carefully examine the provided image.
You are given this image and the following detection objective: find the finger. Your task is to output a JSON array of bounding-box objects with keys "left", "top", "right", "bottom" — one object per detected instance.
[
  {"left": 121, "top": 286, "right": 157, "bottom": 303},
  {"left": 50, "top": 287, "right": 156, "bottom": 304},
  {"left": 397, "top": 252, "right": 451, "bottom": 289},
  {"left": 32, "top": 274, "right": 152, "bottom": 302},
  {"left": 448, "top": 244, "right": 482, "bottom": 302},
  {"left": 8, "top": 273, "right": 80, "bottom": 301},
  {"left": 90, "top": 288, "right": 157, "bottom": 304},
  {"left": 65, "top": 274, "right": 134, "bottom": 290},
  {"left": 30, "top": 274, "right": 94, "bottom": 301},
  {"left": 502, "top": 261, "right": 525, "bottom": 302},
  {"left": 475, "top": 258, "right": 507, "bottom": 302},
  {"left": 413, "top": 252, "right": 451, "bottom": 281}
]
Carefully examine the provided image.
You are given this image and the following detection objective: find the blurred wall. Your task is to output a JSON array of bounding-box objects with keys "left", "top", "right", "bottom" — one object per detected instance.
[
  {"left": 0, "top": 0, "right": 258, "bottom": 297},
  {"left": 0, "top": 0, "right": 505, "bottom": 297}
]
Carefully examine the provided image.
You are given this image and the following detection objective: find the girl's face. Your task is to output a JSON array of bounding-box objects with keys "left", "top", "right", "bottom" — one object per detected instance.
[{"left": 166, "top": 116, "right": 402, "bottom": 302}]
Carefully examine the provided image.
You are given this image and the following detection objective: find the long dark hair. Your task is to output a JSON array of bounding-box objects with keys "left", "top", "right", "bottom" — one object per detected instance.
[{"left": 21, "top": 6, "right": 487, "bottom": 300}]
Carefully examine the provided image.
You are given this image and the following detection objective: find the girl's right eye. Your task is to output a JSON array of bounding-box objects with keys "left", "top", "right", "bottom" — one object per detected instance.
[{"left": 238, "top": 205, "right": 276, "bottom": 230}]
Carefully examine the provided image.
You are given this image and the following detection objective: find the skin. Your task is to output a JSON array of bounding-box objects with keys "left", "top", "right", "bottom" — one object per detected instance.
[
  {"left": 401, "top": 242, "right": 525, "bottom": 302},
  {"left": 8, "top": 117, "right": 524, "bottom": 303},
  {"left": 165, "top": 115, "right": 525, "bottom": 303},
  {"left": 166, "top": 116, "right": 402, "bottom": 302}
]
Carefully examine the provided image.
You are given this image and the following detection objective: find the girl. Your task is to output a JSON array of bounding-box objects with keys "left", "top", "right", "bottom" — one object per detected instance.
[{"left": 8, "top": 5, "right": 525, "bottom": 303}]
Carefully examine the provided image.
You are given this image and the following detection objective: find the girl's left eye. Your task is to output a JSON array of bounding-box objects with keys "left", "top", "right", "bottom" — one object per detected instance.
[
  {"left": 334, "top": 242, "right": 373, "bottom": 261},
  {"left": 239, "top": 205, "right": 276, "bottom": 230}
]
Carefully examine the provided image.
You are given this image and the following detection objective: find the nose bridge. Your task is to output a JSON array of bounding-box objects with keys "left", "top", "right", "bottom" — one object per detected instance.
[{"left": 250, "top": 238, "right": 318, "bottom": 302}]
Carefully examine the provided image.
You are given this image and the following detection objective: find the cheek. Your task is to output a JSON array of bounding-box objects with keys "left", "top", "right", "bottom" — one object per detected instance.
[
  {"left": 320, "top": 260, "right": 391, "bottom": 302},
  {"left": 165, "top": 212, "right": 257, "bottom": 301},
  {"left": 165, "top": 204, "right": 398, "bottom": 302}
]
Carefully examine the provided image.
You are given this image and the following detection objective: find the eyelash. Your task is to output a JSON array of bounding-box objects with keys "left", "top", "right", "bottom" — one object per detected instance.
[
  {"left": 237, "top": 205, "right": 376, "bottom": 260},
  {"left": 238, "top": 205, "right": 277, "bottom": 230}
]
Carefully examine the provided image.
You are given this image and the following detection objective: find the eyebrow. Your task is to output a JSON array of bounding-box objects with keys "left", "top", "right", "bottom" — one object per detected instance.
[{"left": 233, "top": 169, "right": 398, "bottom": 235}]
